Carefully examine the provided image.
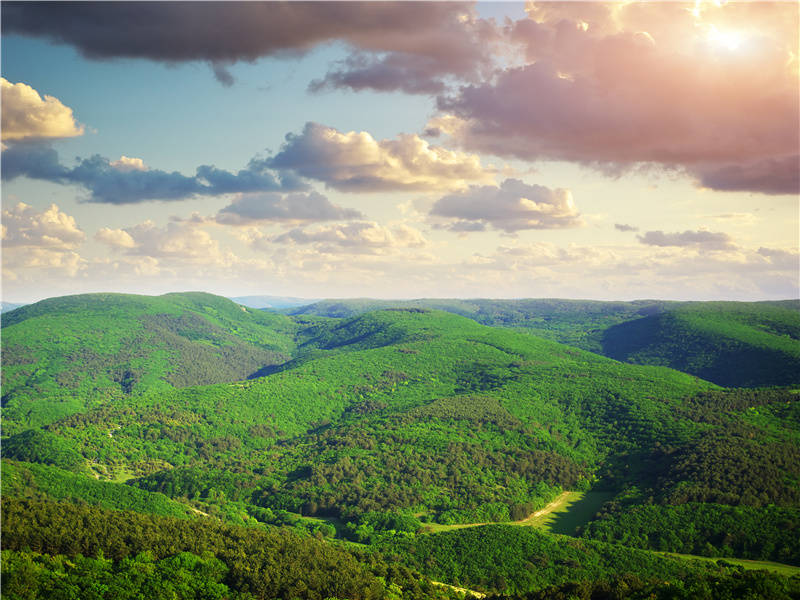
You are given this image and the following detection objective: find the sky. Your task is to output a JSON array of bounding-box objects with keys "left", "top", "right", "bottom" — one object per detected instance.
[{"left": 1, "top": 1, "right": 798, "bottom": 303}]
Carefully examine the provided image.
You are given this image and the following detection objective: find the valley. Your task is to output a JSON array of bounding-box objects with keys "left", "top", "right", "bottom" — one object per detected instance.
[{"left": 2, "top": 292, "right": 799, "bottom": 599}]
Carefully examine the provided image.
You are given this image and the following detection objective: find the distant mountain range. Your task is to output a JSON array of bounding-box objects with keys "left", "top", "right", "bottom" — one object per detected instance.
[{"left": 230, "top": 295, "right": 318, "bottom": 309}]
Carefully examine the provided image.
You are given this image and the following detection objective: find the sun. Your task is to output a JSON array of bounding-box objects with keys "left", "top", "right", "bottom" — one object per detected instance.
[{"left": 707, "top": 25, "right": 745, "bottom": 51}]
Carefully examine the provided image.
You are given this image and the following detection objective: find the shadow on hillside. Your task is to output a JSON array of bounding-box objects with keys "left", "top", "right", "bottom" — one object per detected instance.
[{"left": 547, "top": 491, "right": 614, "bottom": 536}]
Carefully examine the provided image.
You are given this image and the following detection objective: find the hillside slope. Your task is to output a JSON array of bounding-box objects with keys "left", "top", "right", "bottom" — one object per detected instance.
[
  {"left": 3, "top": 303, "right": 799, "bottom": 596},
  {"left": 601, "top": 302, "right": 800, "bottom": 387},
  {"left": 1, "top": 292, "right": 299, "bottom": 434},
  {"left": 289, "top": 298, "right": 800, "bottom": 386}
]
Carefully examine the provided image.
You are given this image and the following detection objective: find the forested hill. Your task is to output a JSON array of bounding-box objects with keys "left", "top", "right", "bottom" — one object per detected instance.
[
  {"left": 1, "top": 292, "right": 300, "bottom": 433},
  {"left": 600, "top": 302, "right": 800, "bottom": 387},
  {"left": 2, "top": 296, "right": 799, "bottom": 598},
  {"left": 288, "top": 298, "right": 800, "bottom": 387}
]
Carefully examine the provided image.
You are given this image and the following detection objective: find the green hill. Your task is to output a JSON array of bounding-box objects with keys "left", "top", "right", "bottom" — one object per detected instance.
[
  {"left": 1, "top": 292, "right": 299, "bottom": 434},
  {"left": 3, "top": 294, "right": 799, "bottom": 598},
  {"left": 601, "top": 302, "right": 800, "bottom": 387},
  {"left": 289, "top": 298, "right": 800, "bottom": 386}
]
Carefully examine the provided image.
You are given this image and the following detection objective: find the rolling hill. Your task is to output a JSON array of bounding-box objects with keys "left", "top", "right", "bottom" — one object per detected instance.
[
  {"left": 288, "top": 298, "right": 800, "bottom": 387},
  {"left": 2, "top": 293, "right": 799, "bottom": 599},
  {"left": 1, "top": 292, "right": 300, "bottom": 434}
]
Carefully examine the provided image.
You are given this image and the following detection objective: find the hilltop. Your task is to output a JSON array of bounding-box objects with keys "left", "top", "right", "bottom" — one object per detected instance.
[{"left": 288, "top": 298, "right": 800, "bottom": 387}]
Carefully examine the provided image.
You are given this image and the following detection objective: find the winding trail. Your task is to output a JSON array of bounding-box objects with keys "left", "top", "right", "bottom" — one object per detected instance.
[
  {"left": 431, "top": 581, "right": 486, "bottom": 598},
  {"left": 425, "top": 491, "right": 574, "bottom": 533}
]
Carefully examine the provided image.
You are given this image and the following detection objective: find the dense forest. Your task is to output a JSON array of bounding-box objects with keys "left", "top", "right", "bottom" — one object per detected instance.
[{"left": 2, "top": 292, "right": 799, "bottom": 599}]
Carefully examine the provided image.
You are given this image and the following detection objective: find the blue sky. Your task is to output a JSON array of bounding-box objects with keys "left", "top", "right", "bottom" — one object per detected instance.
[{"left": 2, "top": 1, "right": 798, "bottom": 303}]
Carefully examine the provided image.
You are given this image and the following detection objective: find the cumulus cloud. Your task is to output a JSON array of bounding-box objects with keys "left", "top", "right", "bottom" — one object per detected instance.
[
  {"left": 95, "top": 227, "right": 136, "bottom": 249},
  {"left": 615, "top": 223, "right": 639, "bottom": 232},
  {"left": 271, "top": 221, "right": 427, "bottom": 255},
  {"left": 95, "top": 220, "right": 233, "bottom": 269},
  {"left": 1, "top": 78, "right": 84, "bottom": 141},
  {"left": 4, "top": 2, "right": 499, "bottom": 92},
  {"left": 269, "top": 122, "right": 494, "bottom": 192},
  {"left": 430, "top": 178, "right": 581, "bottom": 233},
  {"left": 1, "top": 145, "right": 305, "bottom": 204},
  {"left": 637, "top": 230, "right": 736, "bottom": 251},
  {"left": 110, "top": 156, "right": 147, "bottom": 172},
  {"left": 2, "top": 202, "right": 86, "bottom": 281},
  {"left": 2, "top": 202, "right": 85, "bottom": 249},
  {"left": 434, "top": 2, "right": 799, "bottom": 195},
  {"left": 216, "top": 191, "right": 362, "bottom": 226}
]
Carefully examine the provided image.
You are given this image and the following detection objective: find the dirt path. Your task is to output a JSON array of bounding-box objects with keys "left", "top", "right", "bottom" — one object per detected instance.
[
  {"left": 516, "top": 491, "right": 573, "bottom": 525},
  {"left": 425, "top": 491, "right": 573, "bottom": 533},
  {"left": 431, "top": 581, "right": 486, "bottom": 598}
]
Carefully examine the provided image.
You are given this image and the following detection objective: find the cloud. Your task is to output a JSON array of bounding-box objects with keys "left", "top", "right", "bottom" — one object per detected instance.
[
  {"left": 757, "top": 247, "right": 800, "bottom": 271},
  {"left": 195, "top": 161, "right": 307, "bottom": 195},
  {"left": 1, "top": 145, "right": 305, "bottom": 204},
  {"left": 637, "top": 230, "right": 736, "bottom": 251},
  {"left": 110, "top": 156, "right": 147, "bottom": 172},
  {"left": 694, "top": 155, "right": 799, "bottom": 196},
  {"left": 2, "top": 202, "right": 85, "bottom": 249},
  {"left": 615, "top": 223, "right": 639, "bottom": 232},
  {"left": 2, "top": 202, "right": 86, "bottom": 281},
  {"left": 95, "top": 227, "right": 136, "bottom": 249},
  {"left": 97, "top": 220, "right": 232, "bottom": 268},
  {"left": 429, "top": 178, "right": 581, "bottom": 233},
  {"left": 4, "top": 2, "right": 499, "bottom": 92},
  {"left": 1, "top": 78, "right": 84, "bottom": 141},
  {"left": 216, "top": 191, "right": 362, "bottom": 225},
  {"left": 271, "top": 221, "right": 427, "bottom": 255},
  {"left": 434, "top": 2, "right": 799, "bottom": 195},
  {"left": 269, "top": 122, "right": 494, "bottom": 192}
]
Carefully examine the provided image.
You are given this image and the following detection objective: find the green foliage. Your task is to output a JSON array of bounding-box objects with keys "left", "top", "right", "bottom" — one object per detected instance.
[
  {"left": 486, "top": 570, "right": 800, "bottom": 600},
  {"left": 2, "top": 430, "right": 86, "bottom": 472},
  {"left": 3, "top": 295, "right": 799, "bottom": 598},
  {"left": 582, "top": 503, "right": 800, "bottom": 565},
  {"left": 601, "top": 302, "right": 800, "bottom": 387},
  {"left": 1, "top": 549, "right": 247, "bottom": 600},
  {"left": 1, "top": 292, "right": 299, "bottom": 434},
  {"left": 290, "top": 298, "right": 800, "bottom": 387},
  {"left": 2, "top": 497, "right": 387, "bottom": 600},
  {"left": 1, "top": 460, "right": 190, "bottom": 519},
  {"left": 380, "top": 525, "right": 719, "bottom": 594}
]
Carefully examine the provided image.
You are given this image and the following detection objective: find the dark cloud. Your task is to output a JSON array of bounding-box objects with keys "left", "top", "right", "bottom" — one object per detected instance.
[
  {"left": 1, "top": 142, "right": 69, "bottom": 181},
  {"left": 310, "top": 52, "right": 447, "bottom": 96},
  {"left": 2, "top": 144, "right": 303, "bottom": 204},
  {"left": 694, "top": 155, "right": 800, "bottom": 196},
  {"left": 196, "top": 161, "right": 307, "bottom": 195},
  {"left": 638, "top": 230, "right": 736, "bottom": 251},
  {"left": 210, "top": 62, "right": 235, "bottom": 87},
  {"left": 430, "top": 178, "right": 582, "bottom": 233},
  {"left": 615, "top": 223, "right": 639, "bottom": 232},
  {"left": 216, "top": 191, "right": 362, "bottom": 225},
  {"left": 4, "top": 2, "right": 497, "bottom": 91}
]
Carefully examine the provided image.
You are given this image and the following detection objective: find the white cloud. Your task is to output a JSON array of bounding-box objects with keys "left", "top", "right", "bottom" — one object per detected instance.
[
  {"left": 2, "top": 202, "right": 85, "bottom": 249},
  {"left": 269, "top": 122, "right": 495, "bottom": 192},
  {"left": 430, "top": 178, "right": 582, "bottom": 233},
  {"left": 1, "top": 78, "right": 84, "bottom": 142},
  {"left": 110, "top": 156, "right": 148, "bottom": 172},
  {"left": 271, "top": 221, "right": 428, "bottom": 255},
  {"left": 95, "top": 227, "right": 136, "bottom": 249}
]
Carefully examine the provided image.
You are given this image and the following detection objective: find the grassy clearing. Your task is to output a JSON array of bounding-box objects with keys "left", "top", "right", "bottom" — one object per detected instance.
[
  {"left": 422, "top": 491, "right": 614, "bottom": 534},
  {"left": 537, "top": 491, "right": 615, "bottom": 534},
  {"left": 661, "top": 552, "right": 800, "bottom": 577}
]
